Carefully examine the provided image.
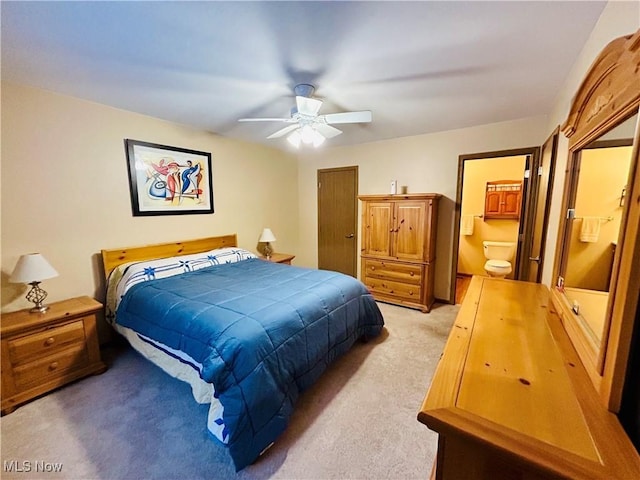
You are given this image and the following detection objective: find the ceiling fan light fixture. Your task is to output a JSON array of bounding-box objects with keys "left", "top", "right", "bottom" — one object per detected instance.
[
  {"left": 287, "top": 126, "right": 325, "bottom": 149},
  {"left": 301, "top": 125, "right": 316, "bottom": 144},
  {"left": 239, "top": 83, "right": 371, "bottom": 148},
  {"left": 287, "top": 129, "right": 302, "bottom": 148},
  {"left": 312, "top": 131, "right": 326, "bottom": 148}
]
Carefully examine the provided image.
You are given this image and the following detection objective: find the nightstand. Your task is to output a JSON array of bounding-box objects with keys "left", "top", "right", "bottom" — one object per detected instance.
[
  {"left": 259, "top": 253, "right": 295, "bottom": 265},
  {"left": 1, "top": 296, "right": 107, "bottom": 415}
]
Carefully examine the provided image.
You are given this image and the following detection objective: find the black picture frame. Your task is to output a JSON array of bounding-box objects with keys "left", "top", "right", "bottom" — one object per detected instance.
[{"left": 124, "top": 139, "right": 214, "bottom": 216}]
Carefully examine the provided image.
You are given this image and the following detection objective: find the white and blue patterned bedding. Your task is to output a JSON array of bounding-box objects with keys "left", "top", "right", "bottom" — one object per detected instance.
[
  {"left": 106, "top": 247, "right": 257, "bottom": 319},
  {"left": 108, "top": 252, "right": 384, "bottom": 470}
]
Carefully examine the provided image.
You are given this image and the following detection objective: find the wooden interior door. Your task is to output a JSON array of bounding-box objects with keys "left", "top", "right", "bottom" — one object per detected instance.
[
  {"left": 317, "top": 166, "right": 358, "bottom": 276},
  {"left": 524, "top": 129, "right": 559, "bottom": 282}
]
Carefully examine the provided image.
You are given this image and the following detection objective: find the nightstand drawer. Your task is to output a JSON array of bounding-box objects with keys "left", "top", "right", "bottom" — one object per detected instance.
[
  {"left": 13, "top": 344, "right": 89, "bottom": 388},
  {"left": 8, "top": 320, "right": 86, "bottom": 365}
]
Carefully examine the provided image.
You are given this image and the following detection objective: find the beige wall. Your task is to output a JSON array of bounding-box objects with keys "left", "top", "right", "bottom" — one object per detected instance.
[
  {"left": 457, "top": 156, "right": 526, "bottom": 277},
  {"left": 296, "top": 116, "right": 549, "bottom": 301},
  {"left": 1, "top": 83, "right": 299, "bottom": 326}
]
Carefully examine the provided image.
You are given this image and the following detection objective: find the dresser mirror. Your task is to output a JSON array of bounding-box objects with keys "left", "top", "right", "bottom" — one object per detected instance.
[
  {"left": 551, "top": 29, "right": 640, "bottom": 410},
  {"left": 559, "top": 112, "right": 637, "bottom": 351}
]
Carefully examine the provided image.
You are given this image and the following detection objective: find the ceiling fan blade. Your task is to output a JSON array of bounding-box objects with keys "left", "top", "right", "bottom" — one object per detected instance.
[
  {"left": 296, "top": 96, "right": 323, "bottom": 117},
  {"left": 314, "top": 123, "right": 343, "bottom": 139},
  {"left": 238, "top": 117, "right": 294, "bottom": 122},
  {"left": 324, "top": 111, "right": 372, "bottom": 124},
  {"left": 267, "top": 124, "right": 301, "bottom": 139}
]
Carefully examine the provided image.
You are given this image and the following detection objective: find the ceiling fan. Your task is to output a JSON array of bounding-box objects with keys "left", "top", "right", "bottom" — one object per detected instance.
[{"left": 238, "top": 84, "right": 372, "bottom": 148}]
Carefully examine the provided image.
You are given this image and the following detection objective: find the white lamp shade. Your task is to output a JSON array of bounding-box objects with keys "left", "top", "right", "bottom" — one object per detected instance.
[
  {"left": 9, "top": 253, "right": 59, "bottom": 283},
  {"left": 259, "top": 228, "right": 276, "bottom": 243}
]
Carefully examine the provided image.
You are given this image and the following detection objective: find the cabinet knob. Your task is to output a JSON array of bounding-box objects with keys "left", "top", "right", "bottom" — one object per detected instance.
[
  {"left": 410, "top": 272, "right": 414, "bottom": 276},
  {"left": 45, "top": 337, "right": 55, "bottom": 346},
  {"left": 48, "top": 362, "right": 59, "bottom": 371}
]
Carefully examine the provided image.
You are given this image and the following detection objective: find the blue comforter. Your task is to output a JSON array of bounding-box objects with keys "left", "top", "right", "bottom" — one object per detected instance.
[{"left": 116, "top": 258, "right": 384, "bottom": 470}]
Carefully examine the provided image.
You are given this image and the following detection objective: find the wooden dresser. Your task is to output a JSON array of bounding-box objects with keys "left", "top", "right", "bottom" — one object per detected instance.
[
  {"left": 1, "top": 296, "right": 106, "bottom": 414},
  {"left": 359, "top": 193, "right": 440, "bottom": 312},
  {"left": 418, "top": 277, "right": 640, "bottom": 479}
]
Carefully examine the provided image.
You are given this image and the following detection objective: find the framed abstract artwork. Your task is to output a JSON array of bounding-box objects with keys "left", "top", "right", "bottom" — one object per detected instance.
[{"left": 124, "top": 139, "right": 214, "bottom": 216}]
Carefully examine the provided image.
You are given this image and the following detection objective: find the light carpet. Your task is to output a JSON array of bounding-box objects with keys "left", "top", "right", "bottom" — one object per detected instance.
[{"left": 1, "top": 302, "right": 458, "bottom": 479}]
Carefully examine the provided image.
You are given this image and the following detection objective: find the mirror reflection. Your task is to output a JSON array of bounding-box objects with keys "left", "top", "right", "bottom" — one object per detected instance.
[{"left": 562, "top": 112, "right": 638, "bottom": 347}]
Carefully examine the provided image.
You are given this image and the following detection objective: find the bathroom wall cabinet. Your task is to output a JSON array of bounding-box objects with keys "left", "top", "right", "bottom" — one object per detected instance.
[
  {"left": 484, "top": 180, "right": 522, "bottom": 219},
  {"left": 359, "top": 193, "right": 441, "bottom": 312}
]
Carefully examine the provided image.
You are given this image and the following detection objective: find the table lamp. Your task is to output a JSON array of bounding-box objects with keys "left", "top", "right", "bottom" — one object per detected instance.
[
  {"left": 9, "top": 253, "right": 59, "bottom": 313},
  {"left": 259, "top": 228, "right": 276, "bottom": 259}
]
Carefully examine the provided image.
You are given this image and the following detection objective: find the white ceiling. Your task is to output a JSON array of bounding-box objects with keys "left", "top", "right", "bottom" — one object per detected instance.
[{"left": 2, "top": 1, "right": 607, "bottom": 150}]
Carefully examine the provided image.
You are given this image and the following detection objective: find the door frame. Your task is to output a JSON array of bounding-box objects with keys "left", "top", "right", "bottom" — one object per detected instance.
[{"left": 450, "top": 147, "right": 540, "bottom": 303}]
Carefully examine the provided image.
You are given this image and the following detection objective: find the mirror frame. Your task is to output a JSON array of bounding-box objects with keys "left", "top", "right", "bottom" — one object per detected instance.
[{"left": 551, "top": 29, "right": 640, "bottom": 412}]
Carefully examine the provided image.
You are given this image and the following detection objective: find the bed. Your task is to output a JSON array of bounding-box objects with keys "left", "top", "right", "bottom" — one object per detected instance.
[{"left": 101, "top": 234, "right": 385, "bottom": 470}]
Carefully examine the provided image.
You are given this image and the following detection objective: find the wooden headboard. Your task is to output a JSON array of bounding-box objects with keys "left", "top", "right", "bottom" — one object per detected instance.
[{"left": 101, "top": 234, "right": 238, "bottom": 278}]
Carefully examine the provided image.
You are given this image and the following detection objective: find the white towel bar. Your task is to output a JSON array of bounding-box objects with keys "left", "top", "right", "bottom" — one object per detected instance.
[{"left": 575, "top": 216, "right": 613, "bottom": 222}]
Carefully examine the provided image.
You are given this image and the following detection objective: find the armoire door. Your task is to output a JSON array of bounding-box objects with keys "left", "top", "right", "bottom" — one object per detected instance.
[
  {"left": 393, "top": 201, "right": 426, "bottom": 260},
  {"left": 363, "top": 201, "right": 393, "bottom": 257}
]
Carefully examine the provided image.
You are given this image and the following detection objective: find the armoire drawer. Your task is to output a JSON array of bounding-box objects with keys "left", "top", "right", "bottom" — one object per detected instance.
[
  {"left": 364, "top": 276, "right": 422, "bottom": 301},
  {"left": 363, "top": 259, "right": 423, "bottom": 285}
]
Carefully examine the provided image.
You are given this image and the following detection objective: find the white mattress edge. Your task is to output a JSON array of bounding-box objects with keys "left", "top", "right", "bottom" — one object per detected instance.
[{"left": 116, "top": 325, "right": 228, "bottom": 444}]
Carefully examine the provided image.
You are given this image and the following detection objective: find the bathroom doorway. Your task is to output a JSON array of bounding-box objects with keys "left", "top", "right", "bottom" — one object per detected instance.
[{"left": 450, "top": 140, "right": 557, "bottom": 304}]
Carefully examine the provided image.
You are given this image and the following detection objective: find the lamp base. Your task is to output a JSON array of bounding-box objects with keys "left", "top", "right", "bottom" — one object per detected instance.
[
  {"left": 29, "top": 305, "right": 50, "bottom": 314},
  {"left": 264, "top": 242, "right": 273, "bottom": 259},
  {"left": 25, "top": 281, "right": 49, "bottom": 314}
]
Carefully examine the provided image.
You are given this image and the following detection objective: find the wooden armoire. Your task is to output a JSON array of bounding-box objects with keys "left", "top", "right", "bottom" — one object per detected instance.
[{"left": 359, "top": 193, "right": 441, "bottom": 312}]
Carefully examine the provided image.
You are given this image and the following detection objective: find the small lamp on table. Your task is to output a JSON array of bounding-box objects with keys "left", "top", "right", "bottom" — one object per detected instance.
[
  {"left": 259, "top": 228, "right": 276, "bottom": 259},
  {"left": 9, "top": 253, "right": 59, "bottom": 313}
]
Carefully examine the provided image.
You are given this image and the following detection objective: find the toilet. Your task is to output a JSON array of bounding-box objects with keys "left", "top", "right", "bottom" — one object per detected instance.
[{"left": 483, "top": 241, "right": 516, "bottom": 278}]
